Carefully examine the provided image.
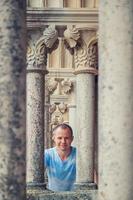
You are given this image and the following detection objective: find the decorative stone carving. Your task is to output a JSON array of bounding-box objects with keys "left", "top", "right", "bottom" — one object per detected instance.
[
  {"left": 51, "top": 112, "right": 63, "bottom": 126},
  {"left": 64, "top": 27, "right": 80, "bottom": 48},
  {"left": 74, "top": 47, "right": 88, "bottom": 69},
  {"left": 61, "top": 79, "right": 73, "bottom": 94},
  {"left": 35, "top": 38, "right": 47, "bottom": 67},
  {"left": 49, "top": 103, "right": 56, "bottom": 114},
  {"left": 88, "top": 40, "right": 98, "bottom": 69},
  {"left": 27, "top": 26, "right": 58, "bottom": 69},
  {"left": 27, "top": 45, "right": 35, "bottom": 67},
  {"left": 46, "top": 77, "right": 73, "bottom": 95},
  {"left": 64, "top": 27, "right": 98, "bottom": 75},
  {"left": 42, "top": 26, "right": 58, "bottom": 49},
  {"left": 49, "top": 103, "right": 68, "bottom": 127},
  {"left": 46, "top": 78, "right": 58, "bottom": 94},
  {"left": 46, "top": 76, "right": 72, "bottom": 141},
  {"left": 58, "top": 102, "right": 67, "bottom": 113}
]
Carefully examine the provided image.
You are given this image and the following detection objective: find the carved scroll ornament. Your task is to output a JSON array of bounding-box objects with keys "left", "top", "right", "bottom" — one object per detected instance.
[
  {"left": 88, "top": 40, "right": 98, "bottom": 70},
  {"left": 27, "top": 26, "right": 58, "bottom": 70},
  {"left": 64, "top": 27, "right": 80, "bottom": 48}
]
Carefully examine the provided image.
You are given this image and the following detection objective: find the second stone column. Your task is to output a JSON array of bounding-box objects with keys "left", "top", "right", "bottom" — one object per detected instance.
[
  {"left": 75, "top": 70, "right": 96, "bottom": 188},
  {"left": 64, "top": 27, "right": 98, "bottom": 189}
]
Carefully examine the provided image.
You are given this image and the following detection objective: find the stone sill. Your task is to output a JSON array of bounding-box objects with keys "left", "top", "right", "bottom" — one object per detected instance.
[
  {"left": 27, "top": 188, "right": 98, "bottom": 200},
  {"left": 27, "top": 8, "right": 98, "bottom": 28}
]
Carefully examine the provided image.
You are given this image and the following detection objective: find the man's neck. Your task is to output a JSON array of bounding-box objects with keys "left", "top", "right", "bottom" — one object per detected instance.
[{"left": 56, "top": 147, "right": 72, "bottom": 161}]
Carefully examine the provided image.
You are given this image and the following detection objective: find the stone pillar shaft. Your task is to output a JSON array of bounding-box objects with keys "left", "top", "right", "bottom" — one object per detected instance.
[
  {"left": 68, "top": 105, "right": 76, "bottom": 147},
  {"left": 99, "top": 1, "right": 133, "bottom": 200},
  {"left": 0, "top": 1, "right": 26, "bottom": 199},
  {"left": 76, "top": 74, "right": 95, "bottom": 184},
  {"left": 27, "top": 71, "right": 45, "bottom": 187}
]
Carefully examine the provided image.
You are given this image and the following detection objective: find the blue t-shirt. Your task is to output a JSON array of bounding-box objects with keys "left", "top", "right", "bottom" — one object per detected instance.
[{"left": 44, "top": 146, "right": 76, "bottom": 192}]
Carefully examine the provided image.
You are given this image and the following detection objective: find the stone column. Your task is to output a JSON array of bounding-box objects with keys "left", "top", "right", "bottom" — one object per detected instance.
[
  {"left": 99, "top": 1, "right": 133, "bottom": 200},
  {"left": 68, "top": 104, "right": 76, "bottom": 146},
  {"left": 64, "top": 27, "right": 98, "bottom": 189},
  {"left": 26, "top": 26, "right": 58, "bottom": 188},
  {"left": 26, "top": 65, "right": 46, "bottom": 188},
  {"left": 75, "top": 71, "right": 96, "bottom": 189},
  {"left": 0, "top": 1, "right": 26, "bottom": 200}
]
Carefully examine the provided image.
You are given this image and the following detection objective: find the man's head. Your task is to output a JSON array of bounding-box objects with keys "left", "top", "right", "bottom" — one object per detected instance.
[{"left": 52, "top": 123, "right": 73, "bottom": 152}]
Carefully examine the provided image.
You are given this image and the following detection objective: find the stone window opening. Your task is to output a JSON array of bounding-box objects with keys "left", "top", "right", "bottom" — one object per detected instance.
[{"left": 26, "top": 5, "right": 99, "bottom": 198}]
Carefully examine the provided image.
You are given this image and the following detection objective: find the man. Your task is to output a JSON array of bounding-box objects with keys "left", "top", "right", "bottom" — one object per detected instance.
[{"left": 44, "top": 123, "right": 76, "bottom": 192}]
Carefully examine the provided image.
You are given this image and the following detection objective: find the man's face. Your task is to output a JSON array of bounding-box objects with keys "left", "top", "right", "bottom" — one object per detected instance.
[{"left": 52, "top": 127, "right": 73, "bottom": 152}]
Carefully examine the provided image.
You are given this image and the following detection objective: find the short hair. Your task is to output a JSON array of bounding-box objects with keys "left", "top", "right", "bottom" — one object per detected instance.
[{"left": 52, "top": 123, "right": 73, "bottom": 137}]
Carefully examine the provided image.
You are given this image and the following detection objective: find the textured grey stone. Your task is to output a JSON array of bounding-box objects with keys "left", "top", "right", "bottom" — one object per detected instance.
[
  {"left": 26, "top": 72, "right": 45, "bottom": 186},
  {"left": 76, "top": 74, "right": 95, "bottom": 183},
  {"left": 99, "top": 0, "right": 133, "bottom": 200},
  {"left": 27, "top": 189, "right": 97, "bottom": 200},
  {"left": 0, "top": 0, "right": 26, "bottom": 200}
]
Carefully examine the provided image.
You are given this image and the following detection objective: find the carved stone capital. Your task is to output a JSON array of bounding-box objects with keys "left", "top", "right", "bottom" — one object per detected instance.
[
  {"left": 75, "top": 42, "right": 98, "bottom": 75},
  {"left": 64, "top": 28, "right": 98, "bottom": 75},
  {"left": 74, "top": 44, "right": 98, "bottom": 75},
  {"left": 27, "top": 26, "right": 58, "bottom": 71}
]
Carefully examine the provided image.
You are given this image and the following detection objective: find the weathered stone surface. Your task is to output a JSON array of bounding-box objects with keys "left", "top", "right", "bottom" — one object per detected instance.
[
  {"left": 0, "top": 0, "right": 26, "bottom": 200},
  {"left": 99, "top": 1, "right": 133, "bottom": 200},
  {"left": 27, "top": 189, "right": 98, "bottom": 200},
  {"left": 26, "top": 72, "right": 45, "bottom": 185},
  {"left": 76, "top": 74, "right": 96, "bottom": 183}
]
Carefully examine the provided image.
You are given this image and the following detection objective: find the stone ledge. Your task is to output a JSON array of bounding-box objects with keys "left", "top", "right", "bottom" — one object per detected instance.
[
  {"left": 26, "top": 8, "right": 98, "bottom": 28},
  {"left": 27, "top": 189, "right": 98, "bottom": 200}
]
